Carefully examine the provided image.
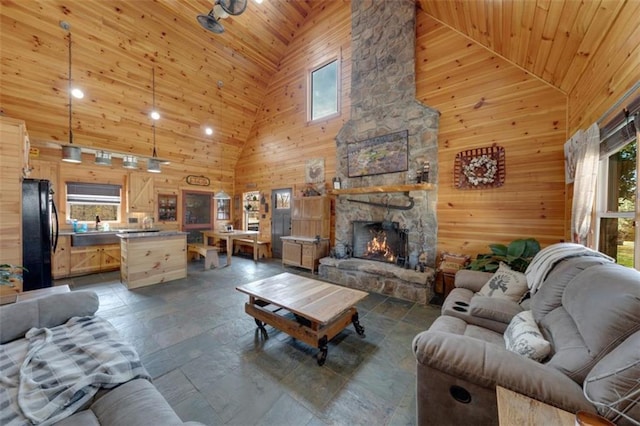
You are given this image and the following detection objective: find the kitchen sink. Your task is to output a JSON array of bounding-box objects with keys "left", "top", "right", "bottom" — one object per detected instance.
[
  {"left": 70, "top": 229, "right": 160, "bottom": 246},
  {"left": 71, "top": 232, "right": 120, "bottom": 246}
]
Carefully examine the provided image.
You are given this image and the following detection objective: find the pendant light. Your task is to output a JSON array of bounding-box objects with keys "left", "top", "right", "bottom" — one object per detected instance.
[
  {"left": 95, "top": 150, "right": 112, "bottom": 166},
  {"left": 147, "top": 67, "right": 161, "bottom": 173},
  {"left": 213, "top": 190, "right": 231, "bottom": 200},
  {"left": 61, "top": 24, "right": 82, "bottom": 164},
  {"left": 122, "top": 155, "right": 138, "bottom": 169}
]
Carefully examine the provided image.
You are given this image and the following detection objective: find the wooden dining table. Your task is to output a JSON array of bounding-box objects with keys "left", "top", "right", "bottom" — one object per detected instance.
[{"left": 201, "top": 230, "right": 259, "bottom": 265}]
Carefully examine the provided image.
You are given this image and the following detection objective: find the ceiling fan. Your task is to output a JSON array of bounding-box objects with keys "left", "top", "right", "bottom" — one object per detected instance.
[{"left": 197, "top": 0, "right": 248, "bottom": 34}]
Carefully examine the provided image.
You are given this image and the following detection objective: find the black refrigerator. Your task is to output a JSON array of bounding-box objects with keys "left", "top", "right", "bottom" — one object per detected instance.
[{"left": 22, "top": 179, "right": 59, "bottom": 291}]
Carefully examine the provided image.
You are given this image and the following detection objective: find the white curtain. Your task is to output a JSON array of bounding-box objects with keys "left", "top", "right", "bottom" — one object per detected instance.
[{"left": 571, "top": 123, "right": 601, "bottom": 245}]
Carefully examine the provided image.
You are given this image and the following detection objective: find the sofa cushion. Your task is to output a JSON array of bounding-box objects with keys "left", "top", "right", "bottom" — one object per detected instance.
[
  {"left": 540, "top": 263, "right": 640, "bottom": 384},
  {"left": 90, "top": 379, "right": 185, "bottom": 426},
  {"left": 477, "top": 263, "right": 528, "bottom": 302},
  {"left": 531, "top": 256, "right": 610, "bottom": 322},
  {"left": 583, "top": 330, "right": 640, "bottom": 424},
  {"left": 0, "top": 291, "right": 99, "bottom": 344},
  {"left": 504, "top": 310, "right": 551, "bottom": 361}
]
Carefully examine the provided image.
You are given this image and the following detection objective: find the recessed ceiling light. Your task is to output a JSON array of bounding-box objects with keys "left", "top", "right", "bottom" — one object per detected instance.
[
  {"left": 150, "top": 110, "right": 160, "bottom": 120},
  {"left": 71, "top": 88, "right": 84, "bottom": 99},
  {"left": 254, "top": 0, "right": 263, "bottom": 4},
  {"left": 205, "top": 127, "right": 213, "bottom": 136}
]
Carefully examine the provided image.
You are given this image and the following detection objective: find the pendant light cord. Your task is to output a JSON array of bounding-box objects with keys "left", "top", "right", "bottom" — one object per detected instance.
[
  {"left": 68, "top": 32, "right": 73, "bottom": 145},
  {"left": 152, "top": 67, "right": 157, "bottom": 158}
]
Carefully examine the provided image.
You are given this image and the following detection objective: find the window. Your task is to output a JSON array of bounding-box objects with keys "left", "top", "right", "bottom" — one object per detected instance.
[
  {"left": 309, "top": 59, "right": 339, "bottom": 121},
  {"left": 595, "top": 119, "right": 637, "bottom": 269},
  {"left": 66, "top": 182, "right": 122, "bottom": 222}
]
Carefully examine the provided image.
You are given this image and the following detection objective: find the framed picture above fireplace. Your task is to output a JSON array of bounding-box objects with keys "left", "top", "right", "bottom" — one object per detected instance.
[{"left": 347, "top": 130, "right": 408, "bottom": 177}]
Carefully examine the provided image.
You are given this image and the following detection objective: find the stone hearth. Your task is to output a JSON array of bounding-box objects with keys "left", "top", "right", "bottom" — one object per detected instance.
[{"left": 319, "top": 257, "right": 434, "bottom": 304}]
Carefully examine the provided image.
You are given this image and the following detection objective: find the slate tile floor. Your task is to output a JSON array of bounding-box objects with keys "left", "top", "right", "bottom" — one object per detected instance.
[{"left": 57, "top": 256, "right": 441, "bottom": 425}]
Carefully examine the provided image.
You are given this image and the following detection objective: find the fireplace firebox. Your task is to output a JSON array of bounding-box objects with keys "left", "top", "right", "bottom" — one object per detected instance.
[{"left": 352, "top": 221, "right": 408, "bottom": 266}]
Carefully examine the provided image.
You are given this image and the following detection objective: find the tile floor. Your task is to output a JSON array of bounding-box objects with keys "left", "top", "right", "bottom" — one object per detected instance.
[{"left": 58, "top": 255, "right": 441, "bottom": 425}]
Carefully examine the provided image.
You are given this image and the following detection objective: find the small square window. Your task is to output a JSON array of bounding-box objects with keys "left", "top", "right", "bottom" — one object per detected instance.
[{"left": 309, "top": 59, "right": 339, "bottom": 121}]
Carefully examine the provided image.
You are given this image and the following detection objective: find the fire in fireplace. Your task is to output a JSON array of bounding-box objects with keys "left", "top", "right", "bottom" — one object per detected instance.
[{"left": 352, "top": 221, "right": 408, "bottom": 266}]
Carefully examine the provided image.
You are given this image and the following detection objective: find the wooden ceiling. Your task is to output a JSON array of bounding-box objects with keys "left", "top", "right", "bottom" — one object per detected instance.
[{"left": 0, "top": 0, "right": 630, "bottom": 172}]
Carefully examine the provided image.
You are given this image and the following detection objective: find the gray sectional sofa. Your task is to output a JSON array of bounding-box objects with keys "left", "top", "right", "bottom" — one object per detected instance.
[
  {"left": 413, "top": 256, "right": 640, "bottom": 425},
  {"left": 0, "top": 291, "right": 204, "bottom": 426}
]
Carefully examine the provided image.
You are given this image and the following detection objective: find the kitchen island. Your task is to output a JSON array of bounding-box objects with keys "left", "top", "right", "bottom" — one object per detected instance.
[{"left": 117, "top": 231, "right": 188, "bottom": 289}]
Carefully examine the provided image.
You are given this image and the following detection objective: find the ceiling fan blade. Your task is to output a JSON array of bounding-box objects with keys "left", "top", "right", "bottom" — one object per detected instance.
[
  {"left": 218, "top": 0, "right": 247, "bottom": 16},
  {"left": 197, "top": 11, "right": 225, "bottom": 34}
]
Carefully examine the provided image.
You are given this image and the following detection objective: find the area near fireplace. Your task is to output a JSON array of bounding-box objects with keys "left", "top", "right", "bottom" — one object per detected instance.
[{"left": 318, "top": 0, "right": 437, "bottom": 304}]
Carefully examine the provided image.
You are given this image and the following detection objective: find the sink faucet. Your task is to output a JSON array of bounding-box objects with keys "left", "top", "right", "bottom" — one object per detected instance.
[{"left": 95, "top": 215, "right": 101, "bottom": 230}]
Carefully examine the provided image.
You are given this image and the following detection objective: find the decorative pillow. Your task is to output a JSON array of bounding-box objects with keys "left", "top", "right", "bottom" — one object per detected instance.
[
  {"left": 504, "top": 310, "right": 551, "bottom": 361},
  {"left": 439, "top": 253, "right": 470, "bottom": 274},
  {"left": 477, "top": 262, "right": 528, "bottom": 302}
]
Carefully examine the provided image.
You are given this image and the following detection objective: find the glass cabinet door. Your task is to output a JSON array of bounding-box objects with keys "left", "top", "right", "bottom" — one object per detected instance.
[{"left": 158, "top": 194, "right": 177, "bottom": 222}]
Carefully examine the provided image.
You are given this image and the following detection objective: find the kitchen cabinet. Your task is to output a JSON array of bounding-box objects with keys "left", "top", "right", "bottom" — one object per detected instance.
[
  {"left": 158, "top": 194, "right": 177, "bottom": 222},
  {"left": 128, "top": 172, "right": 154, "bottom": 213},
  {"left": 0, "top": 117, "right": 30, "bottom": 271},
  {"left": 52, "top": 235, "right": 71, "bottom": 279},
  {"left": 282, "top": 196, "right": 330, "bottom": 273},
  {"left": 291, "top": 196, "right": 330, "bottom": 238},
  {"left": 69, "top": 243, "right": 120, "bottom": 277}
]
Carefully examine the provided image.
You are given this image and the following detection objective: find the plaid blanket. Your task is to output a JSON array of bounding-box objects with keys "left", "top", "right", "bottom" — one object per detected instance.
[{"left": 0, "top": 316, "right": 150, "bottom": 425}]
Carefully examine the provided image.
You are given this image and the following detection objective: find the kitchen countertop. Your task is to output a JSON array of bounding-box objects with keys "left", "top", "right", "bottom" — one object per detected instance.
[
  {"left": 116, "top": 231, "right": 188, "bottom": 239},
  {"left": 60, "top": 228, "right": 161, "bottom": 236}
]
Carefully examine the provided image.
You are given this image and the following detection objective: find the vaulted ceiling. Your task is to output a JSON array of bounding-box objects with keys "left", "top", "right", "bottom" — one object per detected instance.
[{"left": 0, "top": 0, "right": 630, "bottom": 172}]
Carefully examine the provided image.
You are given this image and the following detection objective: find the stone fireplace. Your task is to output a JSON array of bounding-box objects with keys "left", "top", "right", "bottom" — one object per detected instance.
[{"left": 318, "top": 0, "right": 439, "bottom": 304}]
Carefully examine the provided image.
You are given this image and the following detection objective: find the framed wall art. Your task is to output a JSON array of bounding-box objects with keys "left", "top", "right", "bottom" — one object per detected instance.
[
  {"left": 305, "top": 158, "right": 325, "bottom": 183},
  {"left": 454, "top": 145, "right": 505, "bottom": 189},
  {"left": 347, "top": 130, "right": 408, "bottom": 177}
]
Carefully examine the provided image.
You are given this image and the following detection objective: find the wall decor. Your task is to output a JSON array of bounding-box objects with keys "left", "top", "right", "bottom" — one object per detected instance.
[
  {"left": 347, "top": 129, "right": 408, "bottom": 177},
  {"left": 186, "top": 175, "right": 210, "bottom": 186},
  {"left": 305, "top": 158, "right": 325, "bottom": 183},
  {"left": 454, "top": 145, "right": 505, "bottom": 189}
]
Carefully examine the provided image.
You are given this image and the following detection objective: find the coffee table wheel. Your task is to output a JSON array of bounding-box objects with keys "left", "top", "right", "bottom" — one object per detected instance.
[
  {"left": 317, "top": 336, "right": 328, "bottom": 366},
  {"left": 352, "top": 312, "right": 366, "bottom": 338},
  {"left": 254, "top": 318, "right": 268, "bottom": 336}
]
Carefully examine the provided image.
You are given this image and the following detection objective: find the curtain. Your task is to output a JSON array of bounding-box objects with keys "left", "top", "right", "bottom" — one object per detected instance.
[{"left": 571, "top": 123, "right": 601, "bottom": 245}]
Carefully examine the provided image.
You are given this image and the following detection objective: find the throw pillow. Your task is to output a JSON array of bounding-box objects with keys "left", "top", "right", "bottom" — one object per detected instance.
[
  {"left": 477, "top": 262, "right": 528, "bottom": 302},
  {"left": 504, "top": 310, "right": 551, "bottom": 361}
]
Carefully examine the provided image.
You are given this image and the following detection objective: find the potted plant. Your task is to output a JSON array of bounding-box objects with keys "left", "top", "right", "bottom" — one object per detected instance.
[{"left": 466, "top": 238, "right": 540, "bottom": 273}]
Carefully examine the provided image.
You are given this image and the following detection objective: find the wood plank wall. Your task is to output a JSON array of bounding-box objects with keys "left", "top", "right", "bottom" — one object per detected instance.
[
  {"left": 415, "top": 14, "right": 568, "bottom": 257},
  {"left": 233, "top": 1, "right": 351, "bottom": 241}
]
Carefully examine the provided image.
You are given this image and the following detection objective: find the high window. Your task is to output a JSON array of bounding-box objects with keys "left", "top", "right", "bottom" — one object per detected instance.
[
  {"left": 66, "top": 182, "right": 122, "bottom": 223},
  {"left": 595, "top": 116, "right": 638, "bottom": 269},
  {"left": 309, "top": 59, "right": 339, "bottom": 121}
]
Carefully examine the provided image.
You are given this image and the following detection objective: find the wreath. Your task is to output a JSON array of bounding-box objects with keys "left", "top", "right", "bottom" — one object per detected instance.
[{"left": 463, "top": 155, "right": 497, "bottom": 186}]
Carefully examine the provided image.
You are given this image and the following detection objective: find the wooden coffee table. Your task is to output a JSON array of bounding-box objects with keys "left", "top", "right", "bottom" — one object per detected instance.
[{"left": 236, "top": 272, "right": 368, "bottom": 365}]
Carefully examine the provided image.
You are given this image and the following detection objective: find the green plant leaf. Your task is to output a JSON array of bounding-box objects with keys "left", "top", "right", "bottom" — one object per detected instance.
[
  {"left": 489, "top": 244, "right": 508, "bottom": 256},
  {"left": 507, "top": 239, "right": 526, "bottom": 258}
]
